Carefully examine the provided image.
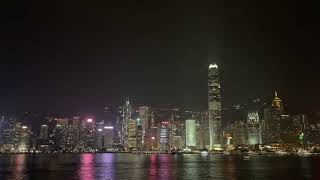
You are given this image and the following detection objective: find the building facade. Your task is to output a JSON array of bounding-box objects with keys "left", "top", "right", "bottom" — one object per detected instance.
[
  {"left": 262, "top": 92, "right": 283, "bottom": 144},
  {"left": 208, "top": 63, "right": 222, "bottom": 150},
  {"left": 128, "top": 119, "right": 137, "bottom": 149},
  {"left": 247, "top": 111, "right": 261, "bottom": 145},
  {"left": 185, "top": 119, "right": 196, "bottom": 148}
]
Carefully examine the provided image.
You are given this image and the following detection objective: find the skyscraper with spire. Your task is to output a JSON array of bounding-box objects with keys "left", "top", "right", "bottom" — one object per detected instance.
[
  {"left": 208, "top": 63, "right": 222, "bottom": 150},
  {"left": 262, "top": 91, "right": 282, "bottom": 144},
  {"left": 272, "top": 91, "right": 283, "bottom": 113}
]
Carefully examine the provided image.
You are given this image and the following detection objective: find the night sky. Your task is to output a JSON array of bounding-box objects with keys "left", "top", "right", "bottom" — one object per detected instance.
[{"left": 1, "top": 1, "right": 319, "bottom": 116}]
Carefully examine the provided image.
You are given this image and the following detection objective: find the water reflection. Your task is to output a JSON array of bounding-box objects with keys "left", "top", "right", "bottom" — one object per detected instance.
[
  {"left": 12, "top": 154, "right": 26, "bottom": 180},
  {"left": 0, "top": 154, "right": 318, "bottom": 180},
  {"left": 183, "top": 155, "right": 199, "bottom": 179},
  {"left": 208, "top": 155, "right": 223, "bottom": 179},
  {"left": 149, "top": 154, "right": 158, "bottom": 180},
  {"left": 79, "top": 153, "right": 94, "bottom": 180},
  {"left": 225, "top": 156, "right": 237, "bottom": 180},
  {"left": 131, "top": 154, "right": 144, "bottom": 180},
  {"left": 158, "top": 154, "right": 172, "bottom": 180},
  {"left": 314, "top": 157, "right": 320, "bottom": 180},
  {"left": 94, "top": 153, "right": 114, "bottom": 180}
]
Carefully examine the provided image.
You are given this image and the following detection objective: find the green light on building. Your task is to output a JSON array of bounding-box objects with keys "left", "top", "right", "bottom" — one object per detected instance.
[
  {"left": 299, "top": 133, "right": 304, "bottom": 141},
  {"left": 186, "top": 119, "right": 196, "bottom": 147}
]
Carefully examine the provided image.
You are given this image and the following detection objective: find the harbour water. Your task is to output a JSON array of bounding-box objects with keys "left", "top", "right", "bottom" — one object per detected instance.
[{"left": 0, "top": 153, "right": 319, "bottom": 180}]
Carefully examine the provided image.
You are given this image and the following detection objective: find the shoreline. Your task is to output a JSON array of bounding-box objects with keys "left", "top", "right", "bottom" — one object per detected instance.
[{"left": 1, "top": 151, "right": 320, "bottom": 156}]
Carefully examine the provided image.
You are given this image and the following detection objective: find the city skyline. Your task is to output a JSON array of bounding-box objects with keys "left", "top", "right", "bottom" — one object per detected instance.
[
  {"left": 1, "top": 89, "right": 317, "bottom": 153},
  {"left": 1, "top": 1, "right": 319, "bottom": 180}
]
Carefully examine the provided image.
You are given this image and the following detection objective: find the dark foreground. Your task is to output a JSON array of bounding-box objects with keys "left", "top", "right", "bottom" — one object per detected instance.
[{"left": 0, "top": 153, "right": 319, "bottom": 180}]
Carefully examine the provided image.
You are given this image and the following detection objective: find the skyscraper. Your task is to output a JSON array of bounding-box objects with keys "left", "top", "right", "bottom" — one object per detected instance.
[
  {"left": 262, "top": 92, "right": 283, "bottom": 144},
  {"left": 247, "top": 111, "right": 261, "bottom": 145},
  {"left": 128, "top": 119, "right": 137, "bottom": 149},
  {"left": 232, "top": 121, "right": 246, "bottom": 145},
  {"left": 159, "top": 122, "right": 170, "bottom": 151},
  {"left": 138, "top": 106, "right": 150, "bottom": 146},
  {"left": 201, "top": 111, "right": 210, "bottom": 149},
  {"left": 16, "top": 123, "right": 31, "bottom": 152},
  {"left": 121, "top": 98, "right": 132, "bottom": 149},
  {"left": 0, "top": 116, "right": 17, "bottom": 152},
  {"left": 185, "top": 119, "right": 196, "bottom": 148},
  {"left": 196, "top": 123, "right": 203, "bottom": 149},
  {"left": 136, "top": 121, "right": 143, "bottom": 150},
  {"left": 272, "top": 91, "right": 283, "bottom": 113},
  {"left": 40, "top": 125, "right": 49, "bottom": 140},
  {"left": 208, "top": 63, "right": 222, "bottom": 150},
  {"left": 0, "top": 116, "right": 4, "bottom": 149},
  {"left": 103, "top": 126, "right": 114, "bottom": 148},
  {"left": 96, "top": 123, "right": 114, "bottom": 150},
  {"left": 79, "top": 118, "right": 95, "bottom": 151}
]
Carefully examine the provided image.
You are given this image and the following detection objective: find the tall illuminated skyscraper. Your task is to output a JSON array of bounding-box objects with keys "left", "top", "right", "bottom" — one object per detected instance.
[
  {"left": 16, "top": 123, "right": 31, "bottom": 152},
  {"left": 272, "top": 91, "right": 283, "bottom": 113},
  {"left": 208, "top": 63, "right": 222, "bottom": 150},
  {"left": 128, "top": 119, "right": 137, "bottom": 149},
  {"left": 40, "top": 125, "right": 49, "bottom": 140},
  {"left": 138, "top": 106, "right": 150, "bottom": 146},
  {"left": 121, "top": 98, "right": 132, "bottom": 149},
  {"left": 262, "top": 91, "right": 282, "bottom": 144},
  {"left": 185, "top": 119, "right": 196, "bottom": 148},
  {"left": 247, "top": 111, "right": 261, "bottom": 145}
]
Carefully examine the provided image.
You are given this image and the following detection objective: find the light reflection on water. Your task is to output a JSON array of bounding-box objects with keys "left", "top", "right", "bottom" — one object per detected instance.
[
  {"left": 94, "top": 153, "right": 115, "bottom": 180},
  {"left": 13, "top": 154, "right": 26, "bottom": 180},
  {"left": 158, "top": 154, "right": 171, "bottom": 180},
  {"left": 0, "top": 154, "right": 319, "bottom": 180},
  {"left": 79, "top": 153, "right": 94, "bottom": 180},
  {"left": 149, "top": 154, "right": 157, "bottom": 180}
]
